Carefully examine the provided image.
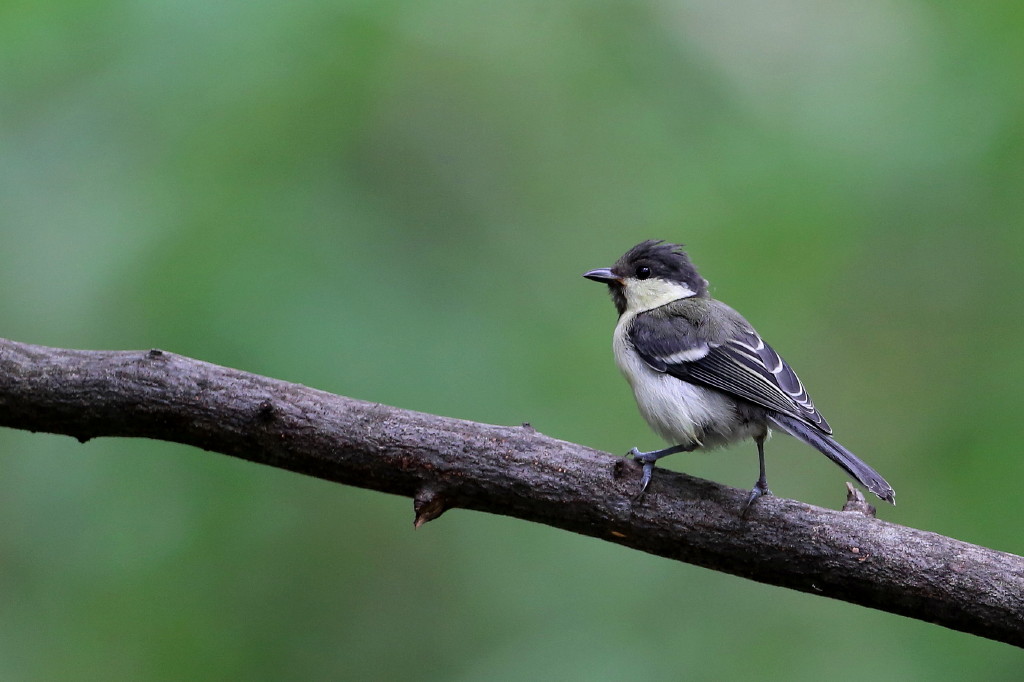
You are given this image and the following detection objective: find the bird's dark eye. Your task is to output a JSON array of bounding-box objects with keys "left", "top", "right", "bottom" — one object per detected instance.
[{"left": 635, "top": 265, "right": 652, "bottom": 280}]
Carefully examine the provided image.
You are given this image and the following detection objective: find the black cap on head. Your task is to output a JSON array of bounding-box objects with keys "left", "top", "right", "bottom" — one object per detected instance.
[{"left": 613, "top": 240, "right": 708, "bottom": 297}]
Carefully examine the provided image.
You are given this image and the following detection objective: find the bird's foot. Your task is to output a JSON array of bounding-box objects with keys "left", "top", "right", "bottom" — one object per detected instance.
[
  {"left": 627, "top": 447, "right": 658, "bottom": 498},
  {"left": 629, "top": 446, "right": 672, "bottom": 462},
  {"left": 635, "top": 462, "right": 656, "bottom": 498},
  {"left": 741, "top": 480, "right": 772, "bottom": 515}
]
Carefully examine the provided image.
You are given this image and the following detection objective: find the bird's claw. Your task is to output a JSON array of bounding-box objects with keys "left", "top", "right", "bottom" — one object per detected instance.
[
  {"left": 741, "top": 483, "right": 772, "bottom": 515},
  {"left": 628, "top": 447, "right": 657, "bottom": 463},
  {"left": 625, "top": 448, "right": 656, "bottom": 498},
  {"left": 635, "top": 462, "right": 655, "bottom": 497}
]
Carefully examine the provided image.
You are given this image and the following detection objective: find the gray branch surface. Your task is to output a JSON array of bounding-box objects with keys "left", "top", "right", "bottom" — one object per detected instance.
[{"left": 1, "top": 337, "right": 1021, "bottom": 646}]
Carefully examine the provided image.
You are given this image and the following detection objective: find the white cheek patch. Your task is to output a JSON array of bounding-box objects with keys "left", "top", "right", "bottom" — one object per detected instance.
[{"left": 623, "top": 278, "right": 697, "bottom": 312}]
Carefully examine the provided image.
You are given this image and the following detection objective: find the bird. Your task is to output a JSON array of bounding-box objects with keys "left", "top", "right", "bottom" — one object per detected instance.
[{"left": 583, "top": 240, "right": 894, "bottom": 509}]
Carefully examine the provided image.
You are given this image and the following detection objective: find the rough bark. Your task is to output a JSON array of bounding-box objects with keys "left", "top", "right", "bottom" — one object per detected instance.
[{"left": 0, "top": 337, "right": 1021, "bottom": 646}]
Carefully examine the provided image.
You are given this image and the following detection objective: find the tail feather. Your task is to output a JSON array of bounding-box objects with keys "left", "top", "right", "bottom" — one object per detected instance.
[{"left": 769, "top": 413, "right": 895, "bottom": 505}]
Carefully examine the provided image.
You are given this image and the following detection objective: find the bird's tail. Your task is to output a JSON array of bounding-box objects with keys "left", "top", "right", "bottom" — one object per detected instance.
[{"left": 769, "top": 413, "right": 895, "bottom": 505}]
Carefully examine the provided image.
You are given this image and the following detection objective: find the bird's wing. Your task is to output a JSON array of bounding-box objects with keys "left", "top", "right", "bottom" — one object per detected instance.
[{"left": 629, "top": 305, "right": 832, "bottom": 435}]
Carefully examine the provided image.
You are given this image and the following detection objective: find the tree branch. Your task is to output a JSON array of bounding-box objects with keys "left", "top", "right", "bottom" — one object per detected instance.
[{"left": 1, "top": 337, "right": 1021, "bottom": 646}]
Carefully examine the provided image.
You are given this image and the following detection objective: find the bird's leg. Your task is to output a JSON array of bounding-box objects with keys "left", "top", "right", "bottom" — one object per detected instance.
[
  {"left": 742, "top": 434, "right": 772, "bottom": 513},
  {"left": 627, "top": 443, "right": 696, "bottom": 495}
]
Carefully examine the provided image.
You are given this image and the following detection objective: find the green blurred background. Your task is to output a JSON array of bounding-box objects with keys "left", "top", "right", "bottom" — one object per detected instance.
[{"left": 2, "top": 1, "right": 1023, "bottom": 679}]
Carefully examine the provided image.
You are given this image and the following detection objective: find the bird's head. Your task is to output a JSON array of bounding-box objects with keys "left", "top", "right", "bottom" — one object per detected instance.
[{"left": 583, "top": 240, "right": 708, "bottom": 316}]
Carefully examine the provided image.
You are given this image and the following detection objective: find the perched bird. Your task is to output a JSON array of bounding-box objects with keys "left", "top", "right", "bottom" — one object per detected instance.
[{"left": 583, "top": 240, "right": 894, "bottom": 508}]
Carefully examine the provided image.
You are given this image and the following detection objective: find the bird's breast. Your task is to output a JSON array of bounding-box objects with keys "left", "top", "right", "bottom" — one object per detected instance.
[{"left": 613, "top": 314, "right": 756, "bottom": 448}]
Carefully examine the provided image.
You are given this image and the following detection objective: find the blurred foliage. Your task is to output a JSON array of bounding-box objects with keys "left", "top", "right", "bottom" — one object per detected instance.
[{"left": 2, "top": 1, "right": 1023, "bottom": 679}]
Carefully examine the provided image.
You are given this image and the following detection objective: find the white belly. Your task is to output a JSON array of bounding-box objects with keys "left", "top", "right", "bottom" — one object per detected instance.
[{"left": 613, "top": 315, "right": 761, "bottom": 449}]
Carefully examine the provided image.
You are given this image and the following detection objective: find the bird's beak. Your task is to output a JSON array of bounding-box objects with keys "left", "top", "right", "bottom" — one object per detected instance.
[{"left": 583, "top": 267, "right": 622, "bottom": 284}]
